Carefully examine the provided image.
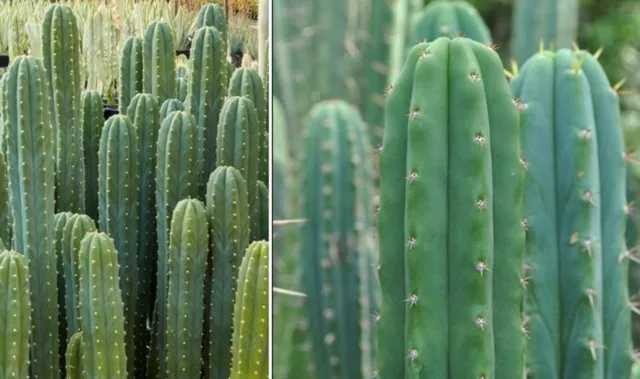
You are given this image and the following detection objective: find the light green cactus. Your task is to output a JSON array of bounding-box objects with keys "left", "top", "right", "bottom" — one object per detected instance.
[
  {"left": 65, "top": 331, "right": 82, "bottom": 379},
  {"left": 119, "top": 36, "right": 144, "bottom": 115}
]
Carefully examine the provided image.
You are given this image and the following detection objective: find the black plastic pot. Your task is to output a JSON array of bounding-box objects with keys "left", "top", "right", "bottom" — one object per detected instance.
[
  {"left": 103, "top": 105, "right": 119, "bottom": 120},
  {"left": 0, "top": 55, "right": 10, "bottom": 68}
]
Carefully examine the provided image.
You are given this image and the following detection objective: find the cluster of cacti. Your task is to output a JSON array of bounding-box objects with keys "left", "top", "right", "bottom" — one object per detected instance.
[{"left": 0, "top": 2, "right": 269, "bottom": 378}]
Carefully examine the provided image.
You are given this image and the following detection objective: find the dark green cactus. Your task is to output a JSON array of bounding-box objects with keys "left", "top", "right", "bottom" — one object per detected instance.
[
  {"left": 187, "top": 26, "right": 228, "bottom": 196},
  {"left": 0, "top": 250, "right": 31, "bottom": 379},
  {"left": 177, "top": 77, "right": 187, "bottom": 103},
  {"left": 98, "top": 114, "right": 140, "bottom": 376},
  {"left": 151, "top": 110, "right": 201, "bottom": 377},
  {"left": 65, "top": 331, "right": 82, "bottom": 379},
  {"left": 81, "top": 90, "right": 103, "bottom": 221},
  {"left": 411, "top": 1, "right": 492, "bottom": 45},
  {"left": 297, "top": 100, "right": 377, "bottom": 378},
  {"left": 144, "top": 21, "right": 177, "bottom": 106},
  {"left": 78, "top": 232, "right": 127, "bottom": 378},
  {"left": 229, "top": 68, "right": 268, "bottom": 183},
  {"left": 119, "top": 36, "right": 144, "bottom": 115},
  {"left": 216, "top": 96, "right": 260, "bottom": 241},
  {"left": 511, "top": 0, "right": 579, "bottom": 65},
  {"left": 160, "top": 98, "right": 185, "bottom": 121},
  {"left": 43, "top": 4, "right": 85, "bottom": 214},
  {"left": 377, "top": 38, "right": 525, "bottom": 379},
  {"left": 166, "top": 198, "right": 209, "bottom": 378},
  {"left": 511, "top": 48, "right": 632, "bottom": 379},
  {"left": 204, "top": 166, "right": 250, "bottom": 379},
  {"left": 0, "top": 150, "right": 10, "bottom": 248},
  {"left": 4, "top": 55, "right": 59, "bottom": 379},
  {"left": 194, "top": 3, "right": 228, "bottom": 52},
  {"left": 256, "top": 180, "right": 268, "bottom": 241},
  {"left": 230, "top": 240, "right": 269, "bottom": 379},
  {"left": 54, "top": 211, "right": 73, "bottom": 371}
]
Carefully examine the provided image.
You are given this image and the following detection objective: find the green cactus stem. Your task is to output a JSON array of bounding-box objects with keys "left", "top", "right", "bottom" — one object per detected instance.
[
  {"left": 411, "top": 1, "right": 492, "bottom": 44},
  {"left": 81, "top": 90, "right": 103, "bottom": 221},
  {"left": 54, "top": 211, "right": 73, "bottom": 371},
  {"left": 256, "top": 180, "right": 268, "bottom": 241},
  {"left": 160, "top": 98, "right": 185, "bottom": 121},
  {"left": 119, "top": 36, "right": 144, "bottom": 115},
  {"left": 144, "top": 21, "right": 177, "bottom": 106},
  {"left": 0, "top": 151, "right": 10, "bottom": 247},
  {"left": 194, "top": 3, "right": 228, "bottom": 52},
  {"left": 65, "top": 332, "right": 82, "bottom": 379}
]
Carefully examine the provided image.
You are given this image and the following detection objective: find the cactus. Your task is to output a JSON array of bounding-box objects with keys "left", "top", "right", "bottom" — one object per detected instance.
[
  {"left": 0, "top": 250, "right": 31, "bottom": 379},
  {"left": 256, "top": 180, "right": 268, "bottom": 241},
  {"left": 160, "top": 98, "right": 185, "bottom": 120},
  {"left": 119, "top": 36, "right": 144, "bottom": 115},
  {"left": 78, "top": 232, "right": 127, "bottom": 378},
  {"left": 229, "top": 240, "right": 269, "bottom": 379},
  {"left": 297, "top": 100, "right": 377, "bottom": 378},
  {"left": 187, "top": 26, "right": 228, "bottom": 196},
  {"left": 81, "top": 90, "right": 103, "bottom": 222},
  {"left": 411, "top": 1, "right": 492, "bottom": 44},
  {"left": 151, "top": 110, "right": 201, "bottom": 377},
  {"left": 511, "top": 48, "right": 632, "bottom": 378},
  {"left": 0, "top": 151, "right": 10, "bottom": 247},
  {"left": 377, "top": 38, "right": 525, "bottom": 379},
  {"left": 98, "top": 114, "right": 140, "bottom": 376},
  {"left": 177, "top": 77, "right": 187, "bottom": 103},
  {"left": 228, "top": 68, "right": 268, "bottom": 183},
  {"left": 65, "top": 332, "right": 83, "bottom": 379},
  {"left": 511, "top": 0, "right": 579, "bottom": 65},
  {"left": 216, "top": 96, "right": 260, "bottom": 240},
  {"left": 144, "top": 21, "right": 177, "bottom": 106},
  {"left": 4, "top": 55, "right": 59, "bottom": 379},
  {"left": 43, "top": 4, "right": 86, "bottom": 213},
  {"left": 194, "top": 3, "right": 228, "bottom": 52},
  {"left": 204, "top": 166, "right": 250, "bottom": 379},
  {"left": 54, "top": 211, "right": 73, "bottom": 371},
  {"left": 166, "top": 198, "right": 209, "bottom": 378}
]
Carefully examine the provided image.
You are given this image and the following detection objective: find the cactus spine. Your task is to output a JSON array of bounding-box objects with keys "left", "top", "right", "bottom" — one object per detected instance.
[
  {"left": 230, "top": 240, "right": 269, "bottom": 379},
  {"left": 78, "top": 232, "right": 127, "bottom": 378},
  {"left": 151, "top": 110, "right": 201, "bottom": 377},
  {"left": 81, "top": 90, "right": 103, "bottom": 221},
  {"left": 160, "top": 98, "right": 185, "bottom": 121},
  {"left": 187, "top": 26, "right": 228, "bottom": 195},
  {"left": 143, "top": 21, "right": 177, "bottom": 106},
  {"left": 511, "top": 49, "right": 632, "bottom": 378},
  {"left": 411, "top": 1, "right": 492, "bottom": 44},
  {"left": 166, "top": 198, "right": 209, "bottom": 378},
  {"left": 228, "top": 68, "right": 268, "bottom": 183},
  {"left": 511, "top": 0, "right": 579, "bottom": 65},
  {"left": 0, "top": 250, "right": 31, "bottom": 379},
  {"left": 298, "top": 100, "right": 377, "bottom": 378},
  {"left": 194, "top": 3, "right": 228, "bottom": 52},
  {"left": 377, "top": 38, "right": 525, "bottom": 379},
  {"left": 119, "top": 36, "right": 144, "bottom": 115},
  {"left": 98, "top": 114, "right": 140, "bottom": 375},
  {"left": 43, "top": 4, "right": 85, "bottom": 213},
  {"left": 4, "top": 55, "right": 59, "bottom": 378},
  {"left": 205, "top": 166, "right": 250, "bottom": 379},
  {"left": 65, "top": 332, "right": 82, "bottom": 379}
]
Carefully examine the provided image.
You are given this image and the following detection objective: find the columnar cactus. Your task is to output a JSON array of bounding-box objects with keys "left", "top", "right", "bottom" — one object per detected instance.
[
  {"left": 216, "top": 96, "right": 260, "bottom": 240},
  {"left": 81, "top": 90, "right": 103, "bottom": 221},
  {"left": 0, "top": 250, "right": 31, "bottom": 379},
  {"left": 0, "top": 151, "right": 10, "bottom": 247},
  {"left": 166, "top": 198, "right": 209, "bottom": 378},
  {"left": 187, "top": 26, "right": 228, "bottom": 195},
  {"left": 511, "top": 0, "right": 579, "bottom": 65},
  {"left": 411, "top": 1, "right": 492, "bottom": 44},
  {"left": 511, "top": 49, "right": 632, "bottom": 378},
  {"left": 127, "top": 93, "right": 161, "bottom": 372},
  {"left": 54, "top": 211, "right": 73, "bottom": 369},
  {"left": 151, "top": 110, "right": 201, "bottom": 377},
  {"left": 65, "top": 332, "right": 82, "bottom": 379},
  {"left": 256, "top": 180, "right": 268, "bottom": 241},
  {"left": 144, "top": 21, "right": 177, "bottom": 106},
  {"left": 194, "top": 3, "right": 228, "bottom": 52},
  {"left": 119, "top": 36, "right": 144, "bottom": 115},
  {"left": 205, "top": 166, "right": 251, "bottom": 379},
  {"left": 160, "top": 98, "right": 185, "bottom": 121},
  {"left": 230, "top": 240, "right": 269, "bottom": 379},
  {"left": 228, "top": 68, "right": 268, "bottom": 183},
  {"left": 78, "top": 232, "right": 127, "bottom": 378},
  {"left": 298, "top": 100, "right": 377, "bottom": 378},
  {"left": 4, "top": 55, "right": 59, "bottom": 379},
  {"left": 43, "top": 4, "right": 86, "bottom": 213},
  {"left": 377, "top": 38, "right": 525, "bottom": 379},
  {"left": 98, "top": 114, "right": 140, "bottom": 375}
]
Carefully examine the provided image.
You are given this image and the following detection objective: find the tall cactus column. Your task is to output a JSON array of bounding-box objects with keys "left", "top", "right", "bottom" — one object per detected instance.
[
  {"left": 98, "top": 115, "right": 140, "bottom": 376},
  {"left": 119, "top": 37, "right": 144, "bottom": 115},
  {"left": 4, "top": 55, "right": 59, "bottom": 379},
  {"left": 81, "top": 90, "right": 103, "bottom": 221},
  {"left": 42, "top": 4, "right": 85, "bottom": 213},
  {"left": 144, "top": 21, "right": 176, "bottom": 106},
  {"left": 377, "top": 38, "right": 525, "bottom": 379},
  {"left": 194, "top": 3, "right": 228, "bottom": 52}
]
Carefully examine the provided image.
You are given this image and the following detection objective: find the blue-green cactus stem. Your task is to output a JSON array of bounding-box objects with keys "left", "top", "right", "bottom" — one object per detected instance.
[
  {"left": 204, "top": 166, "right": 250, "bottom": 379},
  {"left": 78, "top": 232, "right": 127, "bottom": 378},
  {"left": 98, "top": 114, "right": 140, "bottom": 376},
  {"left": 54, "top": 211, "right": 73, "bottom": 371},
  {"left": 411, "top": 1, "right": 492, "bottom": 44},
  {"left": 194, "top": 3, "right": 228, "bottom": 52},
  {"left": 143, "top": 21, "right": 177, "bottom": 106},
  {"left": 256, "top": 180, "right": 268, "bottom": 241},
  {"left": 4, "top": 55, "right": 59, "bottom": 379},
  {"left": 0, "top": 250, "right": 31, "bottom": 379},
  {"left": 160, "top": 98, "right": 185, "bottom": 121},
  {"left": 42, "top": 4, "right": 85, "bottom": 213},
  {"left": 166, "top": 198, "right": 209, "bottom": 378},
  {"left": 119, "top": 36, "right": 144, "bottom": 115},
  {"left": 81, "top": 90, "right": 103, "bottom": 221},
  {"left": 65, "top": 331, "right": 82, "bottom": 379},
  {"left": 0, "top": 151, "right": 10, "bottom": 247}
]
